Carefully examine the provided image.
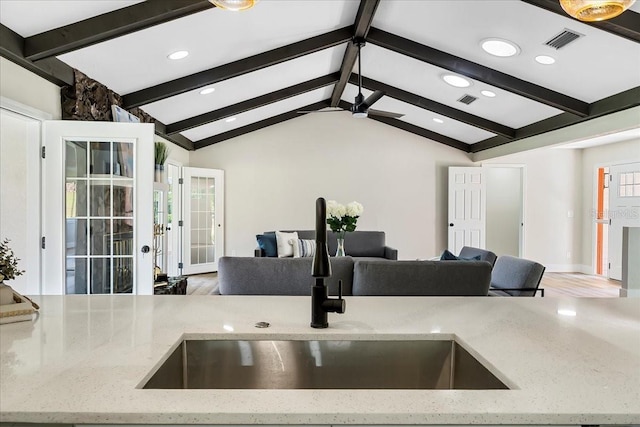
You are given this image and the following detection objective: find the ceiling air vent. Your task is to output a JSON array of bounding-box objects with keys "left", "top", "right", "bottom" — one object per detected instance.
[
  {"left": 544, "top": 28, "right": 584, "bottom": 50},
  {"left": 457, "top": 94, "right": 477, "bottom": 105}
]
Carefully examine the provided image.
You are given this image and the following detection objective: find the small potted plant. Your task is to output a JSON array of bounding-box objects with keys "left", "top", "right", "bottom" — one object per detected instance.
[
  {"left": 154, "top": 141, "right": 170, "bottom": 182},
  {"left": 0, "top": 239, "right": 24, "bottom": 305}
]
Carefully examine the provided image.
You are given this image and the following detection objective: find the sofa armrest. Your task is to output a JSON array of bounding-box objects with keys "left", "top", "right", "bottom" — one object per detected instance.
[
  {"left": 254, "top": 248, "right": 265, "bottom": 257},
  {"left": 384, "top": 246, "right": 398, "bottom": 260}
]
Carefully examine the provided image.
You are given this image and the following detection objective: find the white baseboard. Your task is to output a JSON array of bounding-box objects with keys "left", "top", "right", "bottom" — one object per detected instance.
[{"left": 544, "top": 264, "right": 592, "bottom": 273}]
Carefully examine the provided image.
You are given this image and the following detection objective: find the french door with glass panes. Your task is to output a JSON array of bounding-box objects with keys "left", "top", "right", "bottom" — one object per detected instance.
[
  {"left": 42, "top": 121, "right": 154, "bottom": 295},
  {"left": 182, "top": 167, "right": 224, "bottom": 274}
]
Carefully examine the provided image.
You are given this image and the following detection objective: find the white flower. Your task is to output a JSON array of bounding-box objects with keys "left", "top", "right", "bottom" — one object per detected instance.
[
  {"left": 326, "top": 200, "right": 346, "bottom": 219},
  {"left": 346, "top": 201, "right": 364, "bottom": 217}
]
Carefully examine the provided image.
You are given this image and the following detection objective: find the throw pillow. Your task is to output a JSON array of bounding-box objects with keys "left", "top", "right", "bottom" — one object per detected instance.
[
  {"left": 276, "top": 231, "right": 298, "bottom": 258},
  {"left": 292, "top": 239, "right": 316, "bottom": 258},
  {"left": 256, "top": 233, "right": 277, "bottom": 257},
  {"left": 440, "top": 249, "right": 481, "bottom": 261}
]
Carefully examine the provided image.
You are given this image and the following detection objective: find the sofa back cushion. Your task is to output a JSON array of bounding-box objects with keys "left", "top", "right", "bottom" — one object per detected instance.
[
  {"left": 458, "top": 246, "right": 497, "bottom": 267},
  {"left": 267, "top": 230, "right": 386, "bottom": 258},
  {"left": 352, "top": 260, "right": 491, "bottom": 296},
  {"left": 219, "top": 256, "right": 354, "bottom": 296}
]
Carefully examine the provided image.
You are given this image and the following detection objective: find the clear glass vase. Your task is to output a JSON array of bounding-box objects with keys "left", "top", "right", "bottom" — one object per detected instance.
[{"left": 335, "top": 232, "right": 346, "bottom": 256}]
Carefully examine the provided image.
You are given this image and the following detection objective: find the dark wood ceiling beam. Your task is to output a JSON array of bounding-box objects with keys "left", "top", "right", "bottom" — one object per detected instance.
[
  {"left": 0, "top": 24, "right": 73, "bottom": 86},
  {"left": 167, "top": 74, "right": 339, "bottom": 135},
  {"left": 123, "top": 27, "right": 352, "bottom": 109},
  {"left": 520, "top": 0, "right": 640, "bottom": 43},
  {"left": 349, "top": 74, "right": 515, "bottom": 138},
  {"left": 0, "top": 25, "right": 195, "bottom": 150},
  {"left": 194, "top": 100, "right": 331, "bottom": 149},
  {"left": 24, "top": 0, "right": 214, "bottom": 61},
  {"left": 471, "top": 86, "right": 640, "bottom": 153},
  {"left": 335, "top": 99, "right": 469, "bottom": 151},
  {"left": 330, "top": 0, "right": 381, "bottom": 106},
  {"left": 367, "top": 27, "right": 590, "bottom": 117},
  {"left": 154, "top": 122, "right": 195, "bottom": 150}
]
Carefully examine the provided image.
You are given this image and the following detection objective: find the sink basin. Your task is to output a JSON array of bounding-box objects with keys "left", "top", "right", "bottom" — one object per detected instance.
[{"left": 143, "top": 339, "right": 508, "bottom": 390}]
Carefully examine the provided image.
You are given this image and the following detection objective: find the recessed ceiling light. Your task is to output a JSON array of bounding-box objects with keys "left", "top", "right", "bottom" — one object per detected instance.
[
  {"left": 535, "top": 55, "right": 556, "bottom": 65},
  {"left": 433, "top": 118, "right": 444, "bottom": 123},
  {"left": 442, "top": 74, "right": 471, "bottom": 88},
  {"left": 167, "top": 50, "right": 189, "bottom": 60},
  {"left": 199, "top": 87, "right": 215, "bottom": 95},
  {"left": 481, "top": 90, "right": 496, "bottom": 98},
  {"left": 481, "top": 38, "right": 520, "bottom": 57},
  {"left": 225, "top": 117, "right": 236, "bottom": 123}
]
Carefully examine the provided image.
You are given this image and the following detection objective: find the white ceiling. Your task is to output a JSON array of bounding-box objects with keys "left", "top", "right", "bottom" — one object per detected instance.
[
  {"left": 143, "top": 44, "right": 347, "bottom": 125},
  {"left": 0, "top": 1, "right": 143, "bottom": 37},
  {"left": 372, "top": 0, "right": 640, "bottom": 102},
  {"left": 1, "top": 0, "right": 638, "bottom": 151},
  {"left": 58, "top": 1, "right": 359, "bottom": 94}
]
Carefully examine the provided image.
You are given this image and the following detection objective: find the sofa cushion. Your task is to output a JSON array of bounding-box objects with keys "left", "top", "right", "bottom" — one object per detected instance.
[
  {"left": 219, "top": 256, "right": 354, "bottom": 296},
  {"left": 458, "top": 246, "right": 497, "bottom": 266},
  {"left": 275, "top": 231, "right": 298, "bottom": 258},
  {"left": 340, "top": 231, "right": 385, "bottom": 257},
  {"left": 352, "top": 260, "right": 491, "bottom": 296},
  {"left": 256, "top": 233, "right": 278, "bottom": 257},
  {"left": 440, "top": 249, "right": 481, "bottom": 261},
  {"left": 293, "top": 239, "right": 316, "bottom": 258}
]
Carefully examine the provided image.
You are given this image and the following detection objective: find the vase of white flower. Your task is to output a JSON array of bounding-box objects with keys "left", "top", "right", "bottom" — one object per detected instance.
[{"left": 326, "top": 200, "right": 364, "bottom": 256}]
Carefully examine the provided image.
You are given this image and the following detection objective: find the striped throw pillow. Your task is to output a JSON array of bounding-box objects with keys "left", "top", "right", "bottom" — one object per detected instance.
[{"left": 292, "top": 238, "right": 316, "bottom": 258}]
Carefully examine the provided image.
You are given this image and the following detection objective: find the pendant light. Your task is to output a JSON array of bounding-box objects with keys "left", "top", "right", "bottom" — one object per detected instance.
[
  {"left": 209, "top": 0, "right": 258, "bottom": 11},
  {"left": 559, "top": 0, "right": 636, "bottom": 21}
]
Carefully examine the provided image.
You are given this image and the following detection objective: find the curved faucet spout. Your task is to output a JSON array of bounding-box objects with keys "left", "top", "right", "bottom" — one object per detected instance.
[{"left": 312, "top": 197, "right": 331, "bottom": 278}]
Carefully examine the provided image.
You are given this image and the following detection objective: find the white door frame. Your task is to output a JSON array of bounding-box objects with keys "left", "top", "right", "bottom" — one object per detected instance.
[
  {"left": 607, "top": 161, "right": 640, "bottom": 280},
  {"left": 482, "top": 163, "right": 526, "bottom": 257},
  {"left": 0, "top": 96, "right": 51, "bottom": 295},
  {"left": 182, "top": 167, "right": 224, "bottom": 274},
  {"left": 42, "top": 121, "right": 155, "bottom": 294}
]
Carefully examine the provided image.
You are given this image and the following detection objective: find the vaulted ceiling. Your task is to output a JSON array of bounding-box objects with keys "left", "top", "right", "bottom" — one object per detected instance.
[{"left": 1, "top": 0, "right": 639, "bottom": 152}]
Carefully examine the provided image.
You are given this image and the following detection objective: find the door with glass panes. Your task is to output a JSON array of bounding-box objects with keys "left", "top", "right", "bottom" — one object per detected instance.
[
  {"left": 182, "top": 167, "right": 224, "bottom": 274},
  {"left": 42, "top": 121, "right": 154, "bottom": 295}
]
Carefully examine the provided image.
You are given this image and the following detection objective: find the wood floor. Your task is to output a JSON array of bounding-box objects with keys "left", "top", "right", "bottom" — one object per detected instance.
[
  {"left": 540, "top": 272, "right": 620, "bottom": 297},
  {"left": 185, "top": 272, "right": 621, "bottom": 297}
]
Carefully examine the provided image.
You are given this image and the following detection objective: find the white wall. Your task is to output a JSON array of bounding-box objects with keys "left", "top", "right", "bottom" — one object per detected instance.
[
  {"left": 189, "top": 112, "right": 473, "bottom": 260},
  {"left": 480, "top": 148, "right": 582, "bottom": 271},
  {"left": 580, "top": 139, "right": 640, "bottom": 274},
  {"left": 0, "top": 57, "right": 62, "bottom": 119},
  {"left": 486, "top": 167, "right": 521, "bottom": 257}
]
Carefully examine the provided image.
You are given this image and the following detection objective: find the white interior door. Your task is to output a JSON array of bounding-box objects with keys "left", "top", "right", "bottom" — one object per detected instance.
[
  {"left": 608, "top": 162, "right": 640, "bottom": 280},
  {"left": 0, "top": 108, "right": 42, "bottom": 295},
  {"left": 448, "top": 167, "right": 486, "bottom": 254},
  {"left": 182, "top": 167, "right": 224, "bottom": 274},
  {"left": 42, "top": 121, "right": 154, "bottom": 294}
]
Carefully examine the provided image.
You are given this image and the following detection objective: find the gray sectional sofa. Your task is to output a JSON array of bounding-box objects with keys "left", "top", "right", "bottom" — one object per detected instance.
[
  {"left": 255, "top": 230, "right": 398, "bottom": 260},
  {"left": 218, "top": 256, "right": 492, "bottom": 296}
]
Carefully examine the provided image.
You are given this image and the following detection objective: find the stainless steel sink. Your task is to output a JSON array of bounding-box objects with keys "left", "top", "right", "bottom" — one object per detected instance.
[{"left": 143, "top": 339, "right": 508, "bottom": 390}]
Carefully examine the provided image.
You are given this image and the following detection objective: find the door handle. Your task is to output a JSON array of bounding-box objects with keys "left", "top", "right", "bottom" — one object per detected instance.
[
  {"left": 449, "top": 223, "right": 454, "bottom": 227},
  {"left": 141, "top": 245, "right": 150, "bottom": 253}
]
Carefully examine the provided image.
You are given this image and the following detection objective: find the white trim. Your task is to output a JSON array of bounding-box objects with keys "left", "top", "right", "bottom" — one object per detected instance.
[
  {"left": 545, "top": 264, "right": 590, "bottom": 273},
  {"left": 0, "top": 96, "right": 52, "bottom": 121}
]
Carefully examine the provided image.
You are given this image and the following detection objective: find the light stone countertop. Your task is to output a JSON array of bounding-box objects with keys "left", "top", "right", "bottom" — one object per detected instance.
[{"left": 0, "top": 295, "right": 639, "bottom": 425}]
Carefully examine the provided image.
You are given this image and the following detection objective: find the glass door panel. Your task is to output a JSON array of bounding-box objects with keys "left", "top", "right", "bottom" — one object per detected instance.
[
  {"left": 65, "top": 139, "right": 135, "bottom": 294},
  {"left": 182, "top": 167, "right": 224, "bottom": 274}
]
